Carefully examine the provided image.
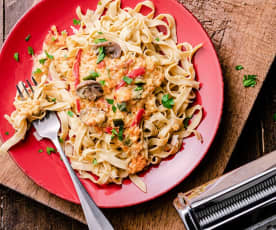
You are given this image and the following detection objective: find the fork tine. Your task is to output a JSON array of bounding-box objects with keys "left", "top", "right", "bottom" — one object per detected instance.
[
  {"left": 21, "top": 82, "right": 31, "bottom": 97},
  {"left": 16, "top": 84, "right": 24, "bottom": 98},
  {"left": 31, "top": 76, "right": 38, "bottom": 86},
  {"left": 26, "top": 79, "right": 34, "bottom": 93}
]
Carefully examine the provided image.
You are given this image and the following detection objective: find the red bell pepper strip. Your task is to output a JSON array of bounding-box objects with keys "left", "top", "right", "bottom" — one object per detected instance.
[
  {"left": 76, "top": 98, "right": 81, "bottom": 113},
  {"left": 116, "top": 67, "right": 145, "bottom": 90},
  {"left": 131, "top": 109, "right": 145, "bottom": 127},
  {"left": 97, "top": 60, "right": 106, "bottom": 69},
  {"left": 73, "top": 49, "right": 82, "bottom": 88},
  {"left": 105, "top": 127, "right": 113, "bottom": 134}
]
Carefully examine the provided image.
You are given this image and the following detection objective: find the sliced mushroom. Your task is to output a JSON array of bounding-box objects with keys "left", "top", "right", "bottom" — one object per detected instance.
[
  {"left": 76, "top": 80, "right": 103, "bottom": 101},
  {"left": 95, "top": 41, "right": 121, "bottom": 58},
  {"left": 80, "top": 108, "right": 106, "bottom": 126}
]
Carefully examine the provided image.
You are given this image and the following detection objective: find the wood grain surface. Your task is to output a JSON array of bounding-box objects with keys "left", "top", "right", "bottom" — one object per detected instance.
[{"left": 0, "top": 0, "right": 275, "bottom": 229}]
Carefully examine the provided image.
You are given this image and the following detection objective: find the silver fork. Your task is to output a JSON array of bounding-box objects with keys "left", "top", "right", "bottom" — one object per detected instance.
[{"left": 17, "top": 79, "right": 114, "bottom": 230}]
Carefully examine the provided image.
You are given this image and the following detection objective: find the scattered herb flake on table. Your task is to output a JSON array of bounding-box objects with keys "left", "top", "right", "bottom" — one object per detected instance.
[
  {"left": 25, "top": 34, "right": 31, "bottom": 42},
  {"left": 235, "top": 65, "right": 244, "bottom": 70},
  {"left": 243, "top": 75, "right": 257, "bottom": 87},
  {"left": 14, "top": 52, "right": 19, "bottom": 62}
]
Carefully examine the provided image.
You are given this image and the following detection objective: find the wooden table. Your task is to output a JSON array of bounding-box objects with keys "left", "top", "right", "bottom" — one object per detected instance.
[{"left": 0, "top": 0, "right": 275, "bottom": 229}]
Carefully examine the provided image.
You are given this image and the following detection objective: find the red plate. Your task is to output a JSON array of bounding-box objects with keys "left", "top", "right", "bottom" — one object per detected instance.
[{"left": 0, "top": 0, "right": 223, "bottom": 207}]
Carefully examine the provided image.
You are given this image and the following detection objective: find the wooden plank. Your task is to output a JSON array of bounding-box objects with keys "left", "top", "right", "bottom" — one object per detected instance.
[{"left": 0, "top": 0, "right": 275, "bottom": 229}]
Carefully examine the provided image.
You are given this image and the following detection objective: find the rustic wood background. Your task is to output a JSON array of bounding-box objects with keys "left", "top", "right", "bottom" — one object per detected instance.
[{"left": 0, "top": 0, "right": 275, "bottom": 229}]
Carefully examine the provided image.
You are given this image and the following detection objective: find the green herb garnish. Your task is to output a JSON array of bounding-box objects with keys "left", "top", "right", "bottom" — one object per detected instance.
[
  {"left": 98, "top": 32, "right": 103, "bottom": 34},
  {"left": 118, "top": 126, "right": 124, "bottom": 141},
  {"left": 112, "top": 105, "right": 117, "bottom": 113},
  {"left": 58, "top": 137, "right": 64, "bottom": 143},
  {"left": 98, "top": 1, "right": 102, "bottom": 5},
  {"left": 117, "top": 102, "right": 127, "bottom": 112},
  {"left": 25, "top": 34, "right": 31, "bottom": 42},
  {"left": 243, "top": 75, "right": 257, "bottom": 87},
  {"left": 155, "top": 37, "right": 160, "bottom": 41},
  {"left": 67, "top": 111, "right": 74, "bottom": 117},
  {"left": 33, "top": 68, "right": 42, "bottom": 74},
  {"left": 38, "top": 149, "right": 43, "bottom": 153},
  {"left": 94, "top": 38, "right": 107, "bottom": 44},
  {"left": 93, "top": 159, "right": 98, "bottom": 165},
  {"left": 273, "top": 113, "right": 276, "bottom": 122},
  {"left": 83, "top": 71, "right": 100, "bottom": 80},
  {"left": 123, "top": 76, "right": 133, "bottom": 85},
  {"left": 162, "top": 94, "right": 174, "bottom": 109},
  {"left": 39, "top": 58, "right": 47, "bottom": 64},
  {"left": 61, "top": 30, "right": 67, "bottom": 35},
  {"left": 96, "top": 46, "right": 105, "bottom": 64},
  {"left": 73, "top": 18, "right": 81, "bottom": 25},
  {"left": 45, "top": 51, "right": 54, "bottom": 59},
  {"left": 14, "top": 52, "right": 19, "bottom": 62},
  {"left": 235, "top": 65, "right": 244, "bottom": 70},
  {"left": 113, "top": 119, "right": 124, "bottom": 127},
  {"left": 5, "top": 131, "right": 9, "bottom": 135},
  {"left": 99, "top": 80, "right": 105, "bottom": 86},
  {"left": 183, "top": 117, "right": 192, "bottom": 129},
  {"left": 28, "top": 46, "right": 34, "bottom": 56},
  {"left": 135, "top": 86, "right": 143, "bottom": 91},
  {"left": 46, "top": 147, "right": 56, "bottom": 155},
  {"left": 51, "top": 98, "right": 56, "bottom": 102},
  {"left": 112, "top": 128, "right": 118, "bottom": 136},
  {"left": 106, "top": 98, "right": 114, "bottom": 104},
  {"left": 51, "top": 36, "right": 57, "bottom": 41}
]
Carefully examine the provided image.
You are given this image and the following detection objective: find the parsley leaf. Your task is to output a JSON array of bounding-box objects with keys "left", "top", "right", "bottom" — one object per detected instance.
[
  {"left": 61, "top": 30, "right": 67, "bottom": 35},
  {"left": 99, "top": 80, "right": 105, "bottom": 86},
  {"left": 45, "top": 51, "right": 54, "bottom": 59},
  {"left": 39, "top": 58, "right": 47, "bottom": 64},
  {"left": 28, "top": 46, "right": 34, "bottom": 56},
  {"left": 51, "top": 98, "right": 56, "bottom": 102},
  {"left": 5, "top": 131, "right": 9, "bottom": 135},
  {"left": 83, "top": 71, "right": 100, "bottom": 80},
  {"left": 112, "top": 128, "right": 118, "bottom": 136},
  {"left": 112, "top": 105, "right": 117, "bottom": 113},
  {"left": 98, "top": 32, "right": 103, "bottom": 34},
  {"left": 135, "top": 86, "right": 143, "bottom": 91},
  {"left": 93, "top": 159, "right": 98, "bottom": 165},
  {"left": 73, "top": 18, "right": 81, "bottom": 25},
  {"left": 106, "top": 98, "right": 114, "bottom": 104},
  {"left": 38, "top": 149, "right": 43, "bottom": 153},
  {"left": 155, "top": 37, "right": 160, "bottom": 41},
  {"left": 58, "top": 137, "right": 63, "bottom": 143},
  {"left": 123, "top": 76, "right": 133, "bottom": 84},
  {"left": 25, "top": 34, "right": 31, "bottom": 42},
  {"left": 117, "top": 102, "right": 127, "bottom": 112},
  {"left": 51, "top": 36, "right": 57, "bottom": 41},
  {"left": 94, "top": 38, "right": 107, "bottom": 44},
  {"left": 96, "top": 46, "right": 105, "bottom": 64},
  {"left": 273, "top": 113, "right": 276, "bottom": 122},
  {"left": 243, "top": 75, "right": 257, "bottom": 87},
  {"left": 14, "top": 52, "right": 19, "bottom": 62},
  {"left": 162, "top": 94, "right": 174, "bottom": 109},
  {"left": 118, "top": 126, "right": 124, "bottom": 141},
  {"left": 46, "top": 147, "right": 56, "bottom": 155},
  {"left": 183, "top": 117, "right": 192, "bottom": 129},
  {"left": 33, "top": 68, "right": 42, "bottom": 74},
  {"left": 67, "top": 111, "right": 74, "bottom": 117},
  {"left": 235, "top": 65, "right": 244, "bottom": 70}
]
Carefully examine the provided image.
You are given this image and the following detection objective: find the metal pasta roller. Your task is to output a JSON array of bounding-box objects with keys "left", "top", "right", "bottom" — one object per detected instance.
[{"left": 174, "top": 150, "right": 276, "bottom": 230}]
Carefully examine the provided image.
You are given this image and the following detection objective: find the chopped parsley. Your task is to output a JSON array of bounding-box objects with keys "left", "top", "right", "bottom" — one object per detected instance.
[
  {"left": 273, "top": 113, "right": 276, "bottom": 122},
  {"left": 51, "top": 98, "right": 56, "bottom": 102},
  {"left": 162, "top": 94, "right": 174, "bottom": 109},
  {"left": 5, "top": 131, "right": 9, "bottom": 135},
  {"left": 123, "top": 76, "right": 133, "bottom": 85},
  {"left": 25, "top": 34, "right": 31, "bottom": 42},
  {"left": 117, "top": 102, "right": 127, "bottom": 112},
  {"left": 28, "top": 46, "right": 34, "bottom": 56},
  {"left": 135, "top": 86, "right": 143, "bottom": 91},
  {"left": 73, "top": 18, "right": 81, "bottom": 25},
  {"left": 45, "top": 51, "right": 54, "bottom": 59},
  {"left": 38, "top": 149, "right": 43, "bottom": 153},
  {"left": 83, "top": 71, "right": 100, "bottom": 80},
  {"left": 112, "top": 128, "right": 118, "bottom": 136},
  {"left": 61, "top": 30, "right": 67, "bottom": 35},
  {"left": 51, "top": 36, "right": 57, "bottom": 41},
  {"left": 33, "top": 68, "right": 42, "bottom": 74},
  {"left": 112, "top": 105, "right": 117, "bottom": 113},
  {"left": 94, "top": 38, "right": 107, "bottom": 44},
  {"left": 183, "top": 117, "right": 192, "bottom": 129},
  {"left": 39, "top": 58, "right": 47, "bottom": 64},
  {"left": 67, "top": 111, "right": 74, "bottom": 117},
  {"left": 58, "top": 137, "right": 64, "bottom": 143},
  {"left": 46, "top": 147, "right": 56, "bottom": 155},
  {"left": 99, "top": 80, "right": 105, "bottom": 86},
  {"left": 118, "top": 126, "right": 124, "bottom": 141},
  {"left": 243, "top": 75, "right": 257, "bottom": 87},
  {"left": 14, "top": 52, "right": 19, "bottom": 62},
  {"left": 93, "top": 159, "right": 98, "bottom": 165},
  {"left": 106, "top": 98, "right": 114, "bottom": 104},
  {"left": 235, "top": 65, "right": 244, "bottom": 70},
  {"left": 96, "top": 46, "right": 105, "bottom": 64},
  {"left": 155, "top": 37, "right": 160, "bottom": 41},
  {"left": 98, "top": 31, "right": 103, "bottom": 34}
]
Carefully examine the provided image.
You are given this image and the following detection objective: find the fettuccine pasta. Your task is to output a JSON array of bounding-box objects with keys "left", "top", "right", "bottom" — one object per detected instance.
[{"left": 0, "top": 0, "right": 203, "bottom": 192}]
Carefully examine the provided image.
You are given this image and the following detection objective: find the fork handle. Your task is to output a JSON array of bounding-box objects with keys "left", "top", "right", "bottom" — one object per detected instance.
[{"left": 52, "top": 137, "right": 114, "bottom": 230}]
